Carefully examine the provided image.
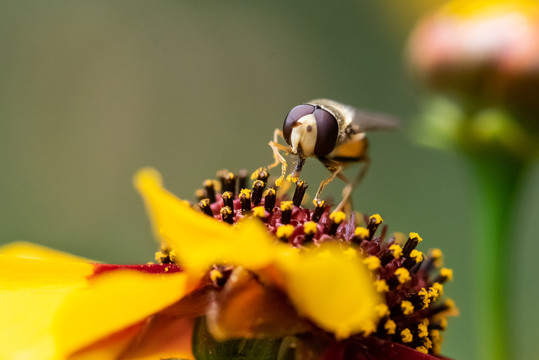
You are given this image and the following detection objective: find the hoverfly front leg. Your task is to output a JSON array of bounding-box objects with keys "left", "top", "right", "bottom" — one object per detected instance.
[
  {"left": 314, "top": 157, "right": 344, "bottom": 204},
  {"left": 268, "top": 129, "right": 291, "bottom": 186},
  {"left": 287, "top": 149, "right": 305, "bottom": 183}
]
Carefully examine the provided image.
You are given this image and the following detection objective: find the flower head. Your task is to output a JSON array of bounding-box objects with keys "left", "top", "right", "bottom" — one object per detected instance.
[
  {"left": 136, "top": 167, "right": 457, "bottom": 357},
  {"left": 0, "top": 167, "right": 456, "bottom": 360}
]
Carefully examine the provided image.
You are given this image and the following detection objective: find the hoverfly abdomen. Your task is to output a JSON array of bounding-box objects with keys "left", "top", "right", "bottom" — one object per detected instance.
[{"left": 326, "top": 133, "right": 369, "bottom": 163}]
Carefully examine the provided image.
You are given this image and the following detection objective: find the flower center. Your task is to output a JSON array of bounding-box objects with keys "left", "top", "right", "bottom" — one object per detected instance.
[{"left": 157, "top": 168, "right": 456, "bottom": 356}]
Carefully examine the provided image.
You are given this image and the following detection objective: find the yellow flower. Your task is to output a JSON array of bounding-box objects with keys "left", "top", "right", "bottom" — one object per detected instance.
[
  {"left": 0, "top": 167, "right": 456, "bottom": 359},
  {"left": 134, "top": 168, "right": 383, "bottom": 340},
  {"left": 0, "top": 243, "right": 193, "bottom": 360}
]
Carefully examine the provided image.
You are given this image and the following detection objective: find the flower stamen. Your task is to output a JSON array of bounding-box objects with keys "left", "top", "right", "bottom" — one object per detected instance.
[{"left": 292, "top": 180, "right": 308, "bottom": 207}]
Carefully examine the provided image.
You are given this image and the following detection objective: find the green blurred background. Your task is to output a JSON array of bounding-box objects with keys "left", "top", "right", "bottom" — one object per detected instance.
[{"left": 1, "top": 1, "right": 538, "bottom": 359}]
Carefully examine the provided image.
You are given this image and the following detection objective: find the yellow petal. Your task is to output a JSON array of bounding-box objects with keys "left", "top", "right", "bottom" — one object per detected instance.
[
  {"left": 53, "top": 269, "right": 190, "bottom": 357},
  {"left": 0, "top": 241, "right": 92, "bottom": 263},
  {"left": 119, "top": 316, "right": 194, "bottom": 360},
  {"left": 69, "top": 323, "right": 144, "bottom": 360},
  {"left": 0, "top": 256, "right": 94, "bottom": 360},
  {"left": 134, "top": 168, "right": 276, "bottom": 272},
  {"left": 276, "top": 243, "right": 383, "bottom": 339}
]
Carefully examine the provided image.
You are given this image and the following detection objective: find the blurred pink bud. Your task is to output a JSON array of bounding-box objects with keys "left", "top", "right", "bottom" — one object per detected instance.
[{"left": 408, "top": 1, "right": 539, "bottom": 127}]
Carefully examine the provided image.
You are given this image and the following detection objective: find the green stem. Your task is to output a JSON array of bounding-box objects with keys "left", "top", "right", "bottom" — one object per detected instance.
[{"left": 466, "top": 151, "right": 526, "bottom": 360}]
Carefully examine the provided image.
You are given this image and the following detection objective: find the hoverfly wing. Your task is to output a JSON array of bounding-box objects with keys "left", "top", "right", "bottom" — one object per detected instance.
[{"left": 350, "top": 108, "right": 400, "bottom": 133}]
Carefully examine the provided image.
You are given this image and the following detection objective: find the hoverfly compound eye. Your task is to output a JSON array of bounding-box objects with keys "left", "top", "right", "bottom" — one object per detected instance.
[
  {"left": 283, "top": 104, "right": 315, "bottom": 145},
  {"left": 312, "top": 108, "right": 338, "bottom": 157}
]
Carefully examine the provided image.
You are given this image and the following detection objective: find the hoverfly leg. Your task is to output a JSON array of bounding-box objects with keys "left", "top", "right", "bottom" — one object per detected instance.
[
  {"left": 288, "top": 155, "right": 305, "bottom": 183},
  {"left": 314, "top": 158, "right": 344, "bottom": 203},
  {"left": 268, "top": 129, "right": 291, "bottom": 186},
  {"left": 333, "top": 157, "right": 371, "bottom": 213}
]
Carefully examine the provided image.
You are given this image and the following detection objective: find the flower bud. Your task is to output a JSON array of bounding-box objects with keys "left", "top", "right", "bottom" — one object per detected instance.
[{"left": 408, "top": 0, "right": 539, "bottom": 130}]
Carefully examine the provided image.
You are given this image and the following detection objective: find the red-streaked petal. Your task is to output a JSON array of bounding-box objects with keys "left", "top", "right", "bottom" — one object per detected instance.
[
  {"left": 92, "top": 263, "right": 182, "bottom": 277},
  {"left": 53, "top": 269, "right": 191, "bottom": 357}
]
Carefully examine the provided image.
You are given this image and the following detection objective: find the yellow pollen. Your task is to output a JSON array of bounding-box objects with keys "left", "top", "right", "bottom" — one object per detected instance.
[
  {"left": 354, "top": 227, "right": 369, "bottom": 238},
  {"left": 280, "top": 201, "right": 293, "bottom": 211},
  {"left": 329, "top": 211, "right": 346, "bottom": 224},
  {"left": 433, "top": 342, "right": 442, "bottom": 355},
  {"left": 154, "top": 250, "right": 166, "bottom": 263},
  {"left": 423, "top": 337, "right": 433, "bottom": 350},
  {"left": 252, "top": 206, "right": 266, "bottom": 218},
  {"left": 441, "top": 268, "right": 453, "bottom": 281},
  {"left": 389, "top": 244, "right": 403, "bottom": 258},
  {"left": 263, "top": 188, "right": 276, "bottom": 197},
  {"left": 439, "top": 317, "right": 448, "bottom": 330},
  {"left": 410, "top": 249, "right": 424, "bottom": 263},
  {"left": 401, "top": 328, "right": 413, "bottom": 343},
  {"left": 416, "top": 346, "right": 428, "bottom": 354},
  {"left": 431, "top": 248, "right": 443, "bottom": 258},
  {"left": 418, "top": 322, "right": 429, "bottom": 338},
  {"left": 369, "top": 214, "right": 383, "bottom": 225},
  {"left": 430, "top": 283, "right": 443, "bottom": 299},
  {"left": 359, "top": 320, "right": 377, "bottom": 336},
  {"left": 195, "top": 189, "right": 205, "bottom": 198},
  {"left": 250, "top": 168, "right": 262, "bottom": 180},
  {"left": 431, "top": 329, "right": 441, "bottom": 342},
  {"left": 240, "top": 188, "right": 251, "bottom": 197},
  {"left": 401, "top": 300, "right": 414, "bottom": 315},
  {"left": 395, "top": 268, "right": 411, "bottom": 284},
  {"left": 431, "top": 248, "right": 443, "bottom": 267},
  {"left": 304, "top": 221, "right": 318, "bottom": 235},
  {"left": 203, "top": 179, "right": 213, "bottom": 187},
  {"left": 418, "top": 288, "right": 431, "bottom": 309},
  {"left": 409, "top": 232, "right": 423, "bottom": 243},
  {"left": 209, "top": 269, "right": 223, "bottom": 283},
  {"left": 384, "top": 319, "right": 396, "bottom": 334},
  {"left": 275, "top": 176, "right": 284, "bottom": 187},
  {"left": 286, "top": 174, "right": 299, "bottom": 183},
  {"left": 363, "top": 256, "right": 381, "bottom": 270},
  {"left": 276, "top": 224, "right": 294, "bottom": 239},
  {"left": 313, "top": 199, "right": 325, "bottom": 207},
  {"left": 374, "top": 279, "right": 389, "bottom": 293},
  {"left": 375, "top": 303, "right": 390, "bottom": 317}
]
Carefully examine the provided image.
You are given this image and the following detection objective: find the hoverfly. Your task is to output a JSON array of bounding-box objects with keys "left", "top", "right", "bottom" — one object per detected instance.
[{"left": 268, "top": 99, "right": 398, "bottom": 212}]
